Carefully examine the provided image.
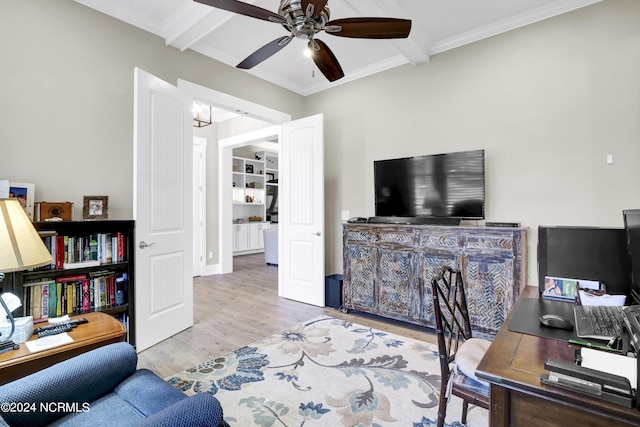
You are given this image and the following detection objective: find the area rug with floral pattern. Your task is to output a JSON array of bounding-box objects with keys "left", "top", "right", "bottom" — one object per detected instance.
[{"left": 166, "top": 315, "right": 486, "bottom": 427}]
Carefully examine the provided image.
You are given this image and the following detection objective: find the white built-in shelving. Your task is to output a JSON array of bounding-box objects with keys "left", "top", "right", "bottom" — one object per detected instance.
[{"left": 232, "top": 150, "right": 278, "bottom": 255}]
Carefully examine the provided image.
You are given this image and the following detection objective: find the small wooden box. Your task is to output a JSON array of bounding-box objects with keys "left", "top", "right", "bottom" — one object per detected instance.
[{"left": 35, "top": 202, "right": 74, "bottom": 221}]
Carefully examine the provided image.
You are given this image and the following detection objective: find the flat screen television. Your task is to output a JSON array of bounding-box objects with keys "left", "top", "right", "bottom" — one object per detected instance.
[
  {"left": 537, "top": 226, "right": 630, "bottom": 298},
  {"left": 624, "top": 209, "right": 640, "bottom": 304},
  {"left": 373, "top": 149, "right": 485, "bottom": 222}
]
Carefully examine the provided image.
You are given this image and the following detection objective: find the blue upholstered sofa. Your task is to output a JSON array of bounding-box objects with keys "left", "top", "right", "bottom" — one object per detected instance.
[{"left": 0, "top": 342, "right": 227, "bottom": 427}]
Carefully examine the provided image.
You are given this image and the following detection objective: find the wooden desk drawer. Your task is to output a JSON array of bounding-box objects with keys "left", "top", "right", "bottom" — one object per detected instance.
[{"left": 506, "top": 388, "right": 638, "bottom": 427}]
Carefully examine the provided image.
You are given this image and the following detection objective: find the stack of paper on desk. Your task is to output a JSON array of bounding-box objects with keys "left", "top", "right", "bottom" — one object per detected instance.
[
  {"left": 581, "top": 347, "right": 637, "bottom": 389},
  {"left": 578, "top": 290, "right": 626, "bottom": 306}
]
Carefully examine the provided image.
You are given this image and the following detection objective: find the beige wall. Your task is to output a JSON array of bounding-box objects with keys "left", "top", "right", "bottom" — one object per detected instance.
[
  {"left": 1, "top": 0, "right": 639, "bottom": 288},
  {"left": 306, "top": 0, "right": 640, "bottom": 285},
  {"left": 0, "top": 0, "right": 303, "bottom": 217},
  {"left": 0, "top": 0, "right": 303, "bottom": 267}
]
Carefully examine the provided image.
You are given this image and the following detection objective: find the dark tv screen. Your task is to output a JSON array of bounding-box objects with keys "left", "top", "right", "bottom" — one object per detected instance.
[
  {"left": 374, "top": 149, "right": 485, "bottom": 220},
  {"left": 624, "top": 210, "right": 640, "bottom": 303}
]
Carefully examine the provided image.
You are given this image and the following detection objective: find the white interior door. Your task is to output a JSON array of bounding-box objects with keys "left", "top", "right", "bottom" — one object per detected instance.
[
  {"left": 133, "top": 68, "right": 193, "bottom": 352},
  {"left": 279, "top": 114, "right": 325, "bottom": 306}
]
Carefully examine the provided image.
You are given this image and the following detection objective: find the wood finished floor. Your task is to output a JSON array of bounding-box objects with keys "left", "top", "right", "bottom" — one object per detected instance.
[{"left": 137, "top": 253, "right": 437, "bottom": 378}]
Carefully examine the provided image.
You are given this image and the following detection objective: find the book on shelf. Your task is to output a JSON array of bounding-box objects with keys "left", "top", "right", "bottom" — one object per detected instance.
[
  {"left": 63, "top": 260, "right": 101, "bottom": 269},
  {"left": 22, "top": 271, "right": 128, "bottom": 322},
  {"left": 33, "top": 232, "right": 127, "bottom": 271}
]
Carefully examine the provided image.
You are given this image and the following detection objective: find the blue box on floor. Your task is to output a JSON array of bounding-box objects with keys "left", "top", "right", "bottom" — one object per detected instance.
[{"left": 325, "top": 274, "right": 343, "bottom": 309}]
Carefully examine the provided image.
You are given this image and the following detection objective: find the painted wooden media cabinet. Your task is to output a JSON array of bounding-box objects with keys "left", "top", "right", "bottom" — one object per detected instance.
[{"left": 342, "top": 223, "right": 527, "bottom": 337}]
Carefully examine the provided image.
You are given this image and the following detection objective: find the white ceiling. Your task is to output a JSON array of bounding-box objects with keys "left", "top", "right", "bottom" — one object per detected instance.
[{"left": 74, "top": 0, "right": 602, "bottom": 96}]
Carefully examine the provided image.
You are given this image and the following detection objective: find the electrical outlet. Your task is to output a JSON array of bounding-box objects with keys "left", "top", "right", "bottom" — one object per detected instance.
[
  {"left": 341, "top": 211, "right": 350, "bottom": 221},
  {"left": 208, "top": 251, "right": 214, "bottom": 259}
]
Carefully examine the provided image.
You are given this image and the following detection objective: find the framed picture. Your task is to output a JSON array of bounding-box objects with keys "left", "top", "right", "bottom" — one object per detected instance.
[
  {"left": 266, "top": 172, "right": 275, "bottom": 182},
  {"left": 83, "top": 196, "right": 109, "bottom": 220},
  {"left": 245, "top": 164, "right": 254, "bottom": 174},
  {"left": 9, "top": 182, "right": 35, "bottom": 221},
  {"left": 0, "top": 180, "right": 8, "bottom": 198}
]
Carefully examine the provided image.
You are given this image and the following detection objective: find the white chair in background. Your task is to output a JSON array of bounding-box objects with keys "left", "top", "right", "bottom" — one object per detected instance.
[{"left": 263, "top": 225, "right": 278, "bottom": 265}]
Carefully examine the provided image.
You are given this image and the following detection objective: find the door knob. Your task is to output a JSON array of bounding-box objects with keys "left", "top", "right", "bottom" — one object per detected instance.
[
  {"left": 311, "top": 231, "right": 322, "bottom": 236},
  {"left": 139, "top": 241, "right": 155, "bottom": 249}
]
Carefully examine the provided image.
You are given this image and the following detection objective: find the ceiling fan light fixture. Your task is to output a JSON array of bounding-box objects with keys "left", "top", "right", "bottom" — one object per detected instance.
[
  {"left": 195, "top": 0, "right": 410, "bottom": 82},
  {"left": 193, "top": 101, "right": 212, "bottom": 128}
]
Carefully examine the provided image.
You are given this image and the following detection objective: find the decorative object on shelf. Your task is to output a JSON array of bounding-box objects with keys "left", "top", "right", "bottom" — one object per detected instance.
[
  {"left": 0, "top": 198, "right": 53, "bottom": 351},
  {"left": 0, "top": 180, "right": 8, "bottom": 198},
  {"left": 192, "top": 101, "right": 212, "bottom": 128},
  {"left": 249, "top": 216, "right": 263, "bottom": 222},
  {"left": 83, "top": 196, "right": 108, "bottom": 220},
  {"left": 7, "top": 182, "right": 35, "bottom": 221},
  {"left": 266, "top": 173, "right": 275, "bottom": 182},
  {"left": 245, "top": 164, "right": 254, "bottom": 174},
  {"left": 36, "top": 202, "right": 74, "bottom": 222}
]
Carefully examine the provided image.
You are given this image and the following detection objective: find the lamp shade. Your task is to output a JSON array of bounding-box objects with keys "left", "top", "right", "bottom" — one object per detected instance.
[{"left": 0, "top": 198, "right": 52, "bottom": 273}]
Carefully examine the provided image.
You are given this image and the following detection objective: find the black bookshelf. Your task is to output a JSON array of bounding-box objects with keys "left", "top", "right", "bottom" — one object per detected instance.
[{"left": 6, "top": 220, "right": 135, "bottom": 346}]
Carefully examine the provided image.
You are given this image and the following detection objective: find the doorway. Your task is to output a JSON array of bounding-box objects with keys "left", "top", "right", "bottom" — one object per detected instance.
[
  {"left": 219, "top": 127, "right": 280, "bottom": 274},
  {"left": 177, "top": 79, "right": 291, "bottom": 275}
]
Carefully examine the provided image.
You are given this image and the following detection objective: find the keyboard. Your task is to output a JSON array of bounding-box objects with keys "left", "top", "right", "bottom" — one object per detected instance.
[{"left": 574, "top": 305, "right": 624, "bottom": 341}]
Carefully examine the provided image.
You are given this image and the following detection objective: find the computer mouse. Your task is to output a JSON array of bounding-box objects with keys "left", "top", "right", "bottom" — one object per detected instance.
[{"left": 539, "top": 314, "right": 574, "bottom": 330}]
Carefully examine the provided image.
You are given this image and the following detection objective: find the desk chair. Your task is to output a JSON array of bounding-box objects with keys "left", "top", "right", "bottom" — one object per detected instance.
[{"left": 431, "top": 266, "right": 491, "bottom": 427}]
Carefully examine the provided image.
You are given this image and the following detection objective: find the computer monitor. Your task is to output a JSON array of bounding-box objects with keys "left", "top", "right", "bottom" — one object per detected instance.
[
  {"left": 624, "top": 210, "right": 640, "bottom": 304},
  {"left": 538, "top": 226, "right": 631, "bottom": 297}
]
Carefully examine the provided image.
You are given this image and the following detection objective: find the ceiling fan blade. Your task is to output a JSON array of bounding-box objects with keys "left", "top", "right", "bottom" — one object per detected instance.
[
  {"left": 325, "top": 18, "right": 411, "bottom": 39},
  {"left": 309, "top": 39, "right": 344, "bottom": 82},
  {"left": 195, "top": 0, "right": 286, "bottom": 24},
  {"left": 237, "top": 36, "right": 292, "bottom": 69},
  {"left": 301, "top": 0, "right": 328, "bottom": 20}
]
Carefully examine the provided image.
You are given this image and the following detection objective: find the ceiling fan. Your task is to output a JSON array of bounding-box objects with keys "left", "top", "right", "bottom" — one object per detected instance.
[{"left": 195, "top": 0, "right": 412, "bottom": 82}]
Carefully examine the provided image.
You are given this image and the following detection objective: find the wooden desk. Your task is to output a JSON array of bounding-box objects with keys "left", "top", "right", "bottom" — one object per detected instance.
[
  {"left": 476, "top": 287, "right": 640, "bottom": 427},
  {"left": 0, "top": 312, "right": 127, "bottom": 385}
]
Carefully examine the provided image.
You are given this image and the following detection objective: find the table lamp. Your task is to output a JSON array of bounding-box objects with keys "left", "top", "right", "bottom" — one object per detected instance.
[{"left": 0, "top": 198, "right": 53, "bottom": 352}]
